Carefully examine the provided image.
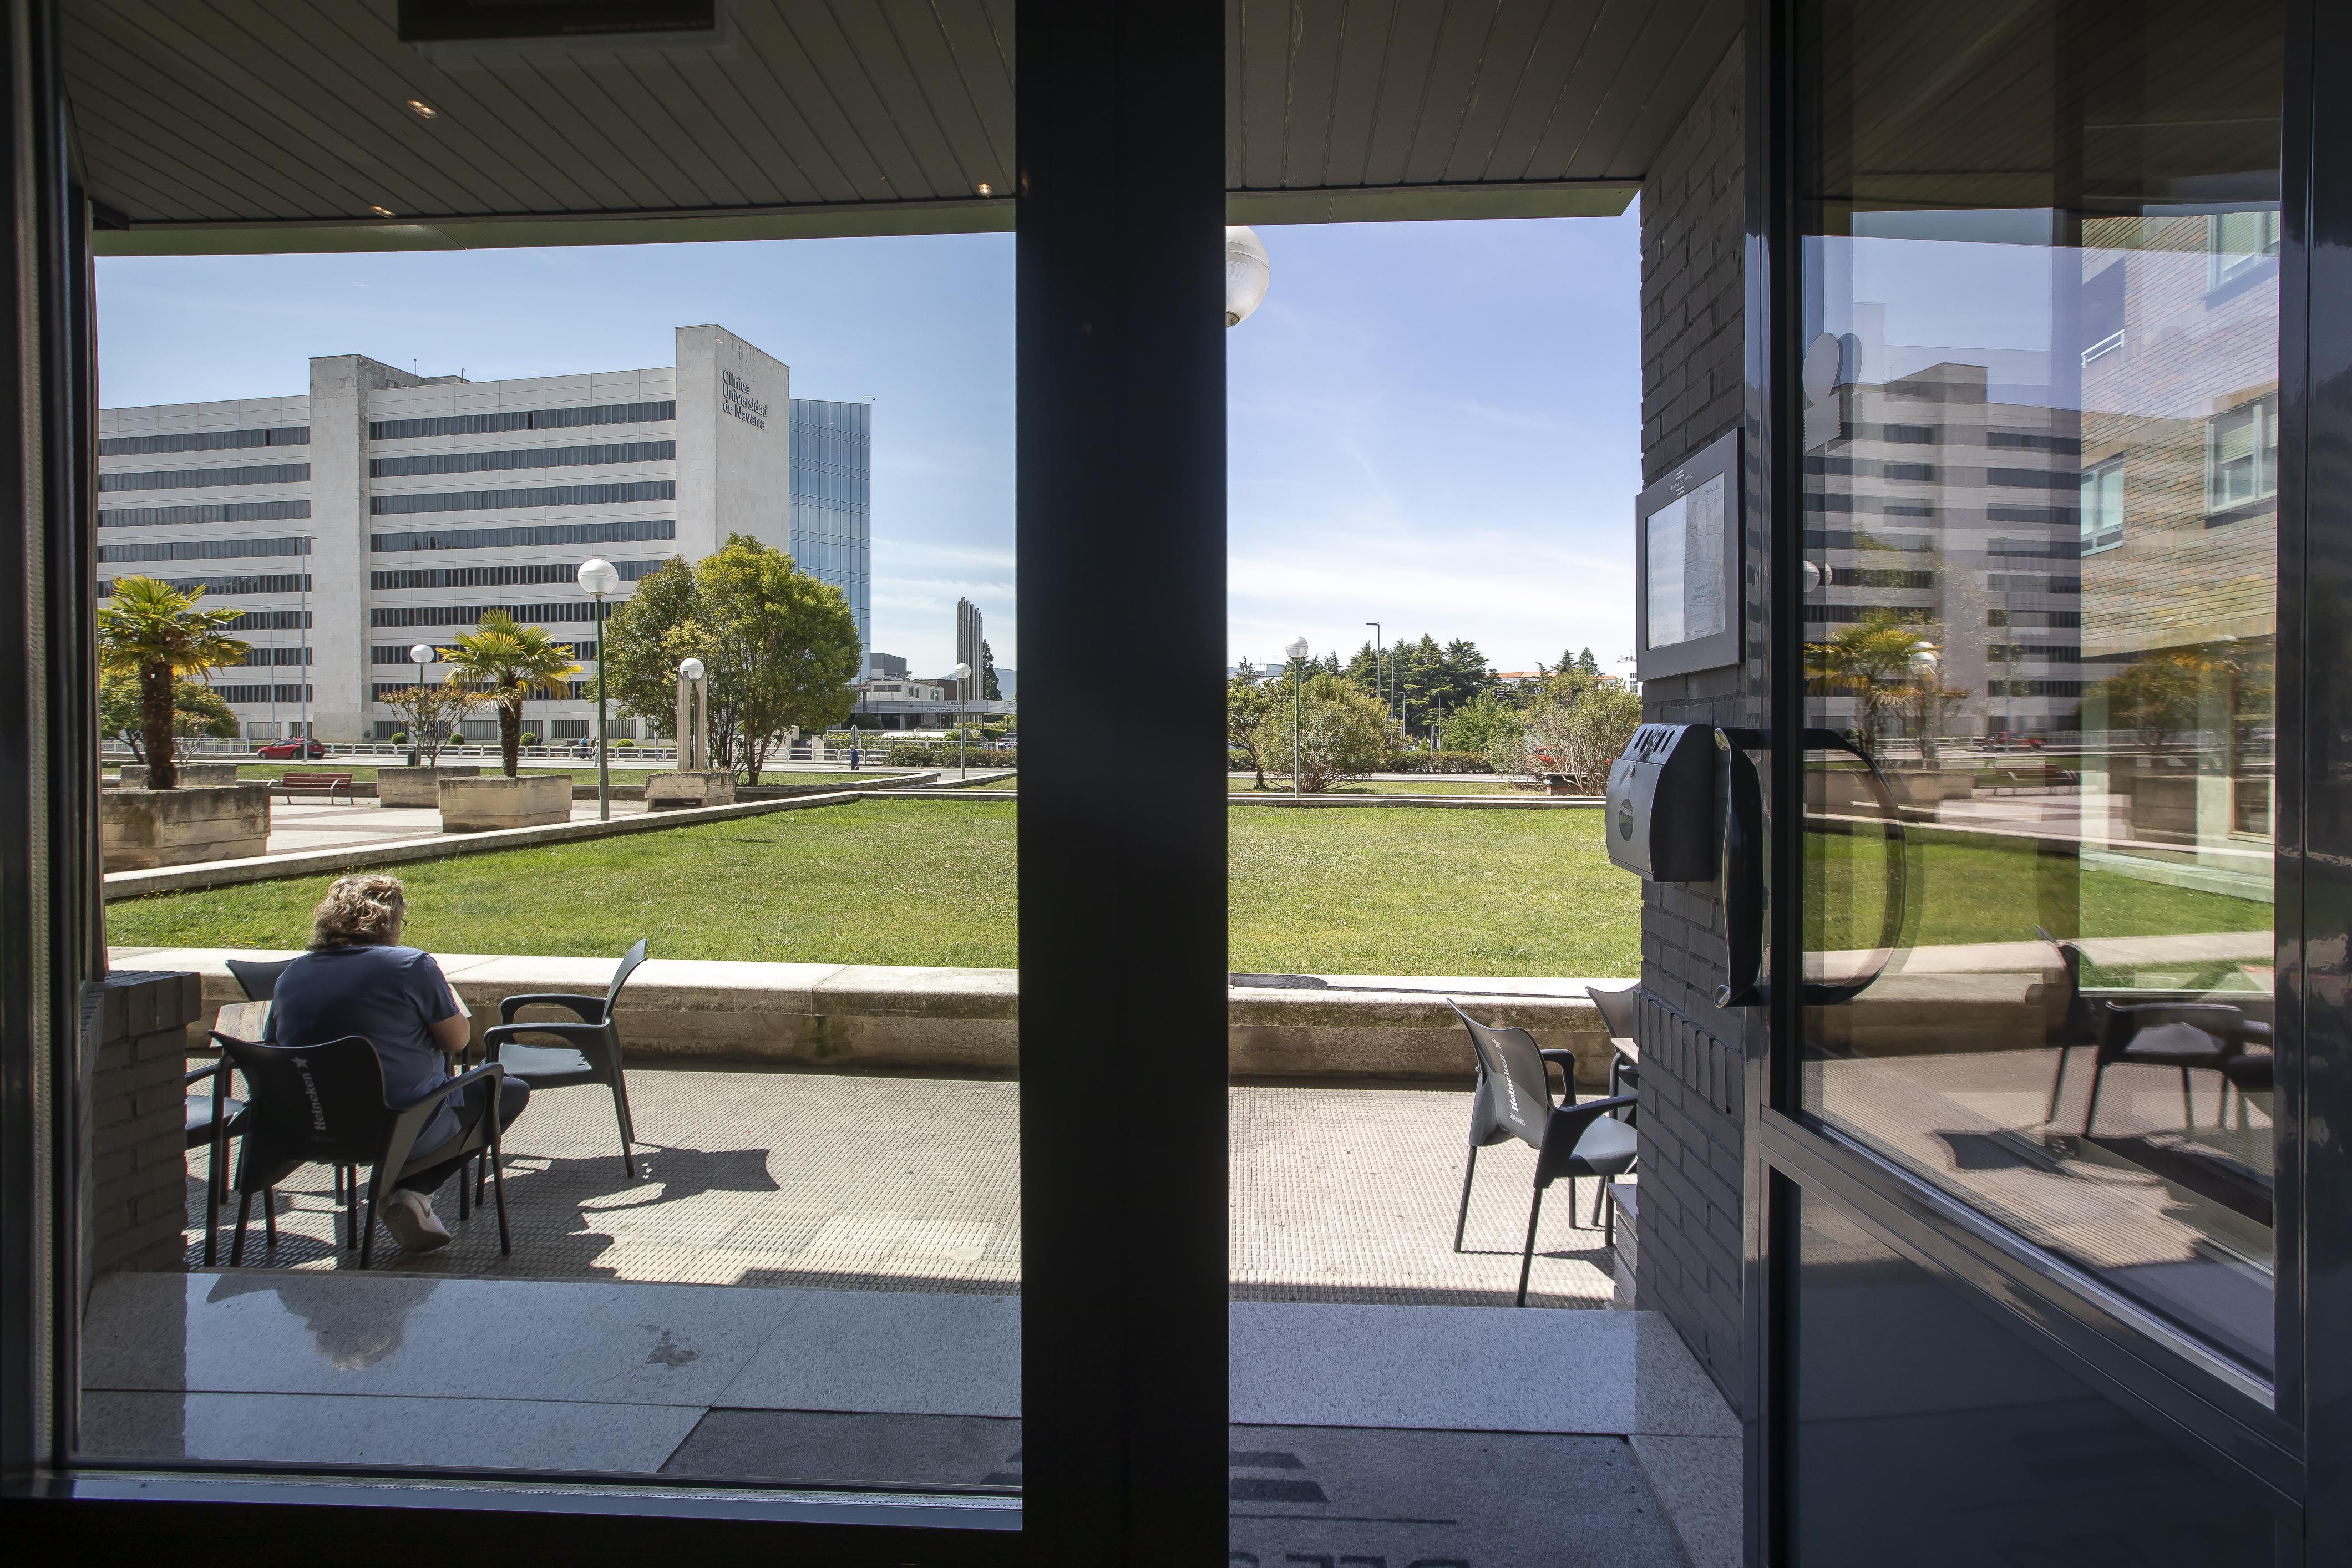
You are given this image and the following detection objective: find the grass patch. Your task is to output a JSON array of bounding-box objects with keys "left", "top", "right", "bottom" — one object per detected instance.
[{"left": 108, "top": 799, "right": 1642, "bottom": 977}]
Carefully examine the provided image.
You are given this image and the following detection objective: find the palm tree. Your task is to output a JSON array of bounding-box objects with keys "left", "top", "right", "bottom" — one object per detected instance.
[
  {"left": 1805, "top": 611, "right": 1927, "bottom": 758},
  {"left": 442, "top": 611, "right": 581, "bottom": 777},
  {"left": 95, "top": 576, "right": 249, "bottom": 789}
]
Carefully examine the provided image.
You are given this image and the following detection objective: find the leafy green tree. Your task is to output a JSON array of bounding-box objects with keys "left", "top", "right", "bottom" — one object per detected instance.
[
  {"left": 1517, "top": 668, "right": 1643, "bottom": 793},
  {"left": 1251, "top": 672, "right": 1397, "bottom": 793},
  {"left": 1440, "top": 688, "right": 1523, "bottom": 755},
  {"left": 95, "top": 576, "right": 250, "bottom": 788},
  {"left": 442, "top": 612, "right": 581, "bottom": 777},
  {"left": 1227, "top": 668, "right": 1279, "bottom": 788},
  {"left": 1576, "top": 647, "right": 1600, "bottom": 675},
  {"left": 100, "top": 672, "right": 239, "bottom": 760},
  {"left": 379, "top": 668, "right": 486, "bottom": 765},
  {"left": 981, "top": 638, "right": 1003, "bottom": 701},
  {"left": 600, "top": 535, "right": 862, "bottom": 784}
]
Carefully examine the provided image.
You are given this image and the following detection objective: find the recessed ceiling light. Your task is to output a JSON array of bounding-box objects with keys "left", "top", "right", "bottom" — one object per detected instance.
[
  {"left": 974, "top": 181, "right": 992, "bottom": 196},
  {"left": 404, "top": 98, "right": 439, "bottom": 120},
  {"left": 368, "top": 205, "right": 396, "bottom": 217}
]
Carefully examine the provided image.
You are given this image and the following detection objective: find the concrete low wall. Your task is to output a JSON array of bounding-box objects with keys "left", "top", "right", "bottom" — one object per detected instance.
[
  {"left": 102, "top": 784, "right": 271, "bottom": 871},
  {"left": 441, "top": 773, "right": 570, "bottom": 830},
  {"left": 119, "top": 946, "right": 1628, "bottom": 1086}
]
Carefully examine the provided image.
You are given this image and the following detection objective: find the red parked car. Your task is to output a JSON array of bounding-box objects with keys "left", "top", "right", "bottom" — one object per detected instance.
[{"left": 255, "top": 738, "right": 326, "bottom": 759}]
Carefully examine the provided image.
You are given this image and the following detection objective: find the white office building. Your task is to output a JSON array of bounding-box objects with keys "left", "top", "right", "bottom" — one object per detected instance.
[{"left": 95, "top": 324, "right": 870, "bottom": 743}]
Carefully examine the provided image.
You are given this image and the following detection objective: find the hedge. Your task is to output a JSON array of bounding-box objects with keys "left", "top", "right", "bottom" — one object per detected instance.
[
  {"left": 1386, "top": 750, "right": 1493, "bottom": 774},
  {"left": 883, "top": 740, "right": 1016, "bottom": 768}
]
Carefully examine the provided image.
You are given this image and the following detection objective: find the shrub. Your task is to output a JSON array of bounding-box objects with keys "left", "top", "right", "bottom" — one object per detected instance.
[
  {"left": 1385, "top": 750, "right": 1493, "bottom": 774},
  {"left": 1441, "top": 689, "right": 1524, "bottom": 757},
  {"left": 519, "top": 732, "right": 539, "bottom": 747},
  {"left": 884, "top": 740, "right": 1017, "bottom": 769},
  {"left": 391, "top": 731, "right": 408, "bottom": 745},
  {"left": 1250, "top": 673, "right": 1396, "bottom": 793},
  {"left": 616, "top": 738, "right": 636, "bottom": 748},
  {"left": 1228, "top": 748, "right": 1252, "bottom": 770}
]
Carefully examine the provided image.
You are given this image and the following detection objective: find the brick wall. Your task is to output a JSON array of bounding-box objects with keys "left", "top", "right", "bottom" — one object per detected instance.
[
  {"left": 88, "top": 969, "right": 202, "bottom": 1278},
  {"left": 1634, "top": 34, "right": 1753, "bottom": 1410}
]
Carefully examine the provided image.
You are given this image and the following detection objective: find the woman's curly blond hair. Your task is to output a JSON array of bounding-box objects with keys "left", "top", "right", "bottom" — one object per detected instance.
[{"left": 308, "top": 874, "right": 408, "bottom": 949}]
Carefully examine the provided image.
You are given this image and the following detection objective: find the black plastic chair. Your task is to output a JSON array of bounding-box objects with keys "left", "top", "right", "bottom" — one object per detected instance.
[
  {"left": 1448, "top": 1001, "right": 1638, "bottom": 1306},
  {"left": 224, "top": 955, "right": 295, "bottom": 1001},
  {"left": 481, "top": 938, "right": 648, "bottom": 1180},
  {"left": 2039, "top": 935, "right": 2269, "bottom": 1134},
  {"left": 211, "top": 1030, "right": 512, "bottom": 1268},
  {"left": 185, "top": 1058, "right": 259, "bottom": 1266},
  {"left": 1586, "top": 984, "right": 1642, "bottom": 1100}
]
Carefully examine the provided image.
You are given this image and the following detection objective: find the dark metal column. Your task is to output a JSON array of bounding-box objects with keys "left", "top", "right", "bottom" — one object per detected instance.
[{"left": 1016, "top": 3, "right": 1230, "bottom": 1561}]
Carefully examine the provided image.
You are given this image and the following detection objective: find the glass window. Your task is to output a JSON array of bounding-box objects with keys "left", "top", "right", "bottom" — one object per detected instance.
[
  {"left": 2207, "top": 394, "right": 2278, "bottom": 515},
  {"left": 1798, "top": 0, "right": 2281, "bottom": 1378},
  {"left": 2081, "top": 460, "right": 2125, "bottom": 554}
]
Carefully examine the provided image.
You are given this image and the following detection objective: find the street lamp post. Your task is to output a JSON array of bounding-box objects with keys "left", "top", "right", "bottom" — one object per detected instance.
[
  {"left": 951, "top": 662, "right": 972, "bottom": 779},
  {"left": 1286, "top": 636, "right": 1310, "bottom": 797},
  {"left": 577, "top": 557, "right": 620, "bottom": 821},
  {"left": 406, "top": 643, "right": 434, "bottom": 766}
]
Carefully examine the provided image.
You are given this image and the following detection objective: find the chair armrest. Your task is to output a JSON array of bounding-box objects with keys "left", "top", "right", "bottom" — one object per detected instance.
[
  {"left": 382, "top": 1063, "right": 506, "bottom": 1176},
  {"left": 184, "top": 1062, "right": 225, "bottom": 1088},
  {"left": 1548, "top": 1094, "right": 1638, "bottom": 1140},
  {"left": 1538, "top": 1048, "right": 1581, "bottom": 1096},
  {"left": 495, "top": 992, "right": 605, "bottom": 1025},
  {"left": 482, "top": 1019, "right": 609, "bottom": 1052}
]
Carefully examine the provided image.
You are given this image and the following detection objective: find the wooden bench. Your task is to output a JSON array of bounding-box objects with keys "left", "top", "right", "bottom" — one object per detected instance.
[{"left": 272, "top": 772, "right": 356, "bottom": 804}]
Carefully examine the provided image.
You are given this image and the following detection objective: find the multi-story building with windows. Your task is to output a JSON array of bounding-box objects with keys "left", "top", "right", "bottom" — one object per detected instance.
[{"left": 95, "top": 324, "right": 871, "bottom": 743}]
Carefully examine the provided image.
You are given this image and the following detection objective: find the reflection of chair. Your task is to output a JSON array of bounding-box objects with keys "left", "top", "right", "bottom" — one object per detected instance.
[
  {"left": 1448, "top": 1002, "right": 1638, "bottom": 1306},
  {"left": 481, "top": 938, "right": 648, "bottom": 1180},
  {"left": 213, "top": 1030, "right": 511, "bottom": 1268},
  {"left": 1586, "top": 985, "right": 1641, "bottom": 1099},
  {"left": 2039, "top": 935, "right": 2269, "bottom": 1134}
]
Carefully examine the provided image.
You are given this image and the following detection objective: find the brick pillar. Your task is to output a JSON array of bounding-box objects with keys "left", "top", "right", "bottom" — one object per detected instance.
[
  {"left": 1634, "top": 34, "right": 1753, "bottom": 1412},
  {"left": 87, "top": 969, "right": 203, "bottom": 1281}
]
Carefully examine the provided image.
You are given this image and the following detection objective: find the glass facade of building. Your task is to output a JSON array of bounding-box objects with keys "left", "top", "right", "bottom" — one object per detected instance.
[{"left": 789, "top": 398, "right": 873, "bottom": 672}]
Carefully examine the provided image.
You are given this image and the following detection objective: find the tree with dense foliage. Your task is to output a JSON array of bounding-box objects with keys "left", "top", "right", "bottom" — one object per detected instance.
[
  {"left": 981, "top": 638, "right": 1003, "bottom": 701},
  {"left": 379, "top": 668, "right": 487, "bottom": 765},
  {"left": 2095, "top": 648, "right": 2218, "bottom": 758},
  {"left": 1507, "top": 668, "right": 1644, "bottom": 793},
  {"left": 601, "top": 535, "right": 863, "bottom": 784},
  {"left": 1344, "top": 632, "right": 1496, "bottom": 733},
  {"left": 1227, "top": 666, "right": 1279, "bottom": 788},
  {"left": 1439, "top": 688, "right": 1524, "bottom": 756},
  {"left": 1252, "top": 672, "right": 1397, "bottom": 793},
  {"left": 442, "top": 612, "right": 580, "bottom": 777},
  {"left": 99, "top": 672, "right": 240, "bottom": 760},
  {"left": 95, "top": 576, "right": 250, "bottom": 788}
]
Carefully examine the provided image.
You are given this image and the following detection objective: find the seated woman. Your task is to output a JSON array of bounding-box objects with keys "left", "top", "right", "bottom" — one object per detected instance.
[{"left": 267, "top": 874, "right": 529, "bottom": 1254}]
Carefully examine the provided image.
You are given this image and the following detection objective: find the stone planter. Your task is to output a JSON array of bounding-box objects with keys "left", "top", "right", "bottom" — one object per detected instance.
[
  {"left": 644, "top": 769, "right": 736, "bottom": 810},
  {"left": 378, "top": 764, "right": 481, "bottom": 808},
  {"left": 439, "top": 774, "right": 570, "bottom": 832},
  {"left": 117, "top": 760, "right": 238, "bottom": 789},
  {"left": 102, "top": 783, "right": 270, "bottom": 870}
]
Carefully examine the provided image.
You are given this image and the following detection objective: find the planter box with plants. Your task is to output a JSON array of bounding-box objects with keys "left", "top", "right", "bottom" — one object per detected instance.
[
  {"left": 115, "top": 760, "right": 239, "bottom": 788},
  {"left": 438, "top": 774, "right": 571, "bottom": 832},
  {"left": 378, "top": 764, "right": 482, "bottom": 808},
  {"left": 102, "top": 782, "right": 270, "bottom": 870}
]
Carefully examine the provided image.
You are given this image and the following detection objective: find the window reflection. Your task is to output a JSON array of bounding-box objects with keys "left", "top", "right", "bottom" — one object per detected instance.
[{"left": 1798, "top": 0, "right": 2281, "bottom": 1376}]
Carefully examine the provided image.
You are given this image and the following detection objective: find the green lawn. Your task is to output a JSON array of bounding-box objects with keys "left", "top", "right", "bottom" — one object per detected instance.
[{"left": 107, "top": 799, "right": 1644, "bottom": 977}]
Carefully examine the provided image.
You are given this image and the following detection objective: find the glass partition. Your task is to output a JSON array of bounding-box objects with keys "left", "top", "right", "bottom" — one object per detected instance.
[{"left": 1796, "top": 0, "right": 2282, "bottom": 1378}]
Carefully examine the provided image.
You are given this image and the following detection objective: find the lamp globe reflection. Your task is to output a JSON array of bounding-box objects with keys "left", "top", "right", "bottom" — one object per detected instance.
[{"left": 1226, "top": 226, "right": 1271, "bottom": 327}]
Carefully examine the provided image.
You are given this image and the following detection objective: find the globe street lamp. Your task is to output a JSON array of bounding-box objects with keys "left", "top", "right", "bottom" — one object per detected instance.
[
  {"left": 406, "top": 643, "right": 434, "bottom": 766},
  {"left": 1286, "top": 636, "right": 1311, "bottom": 798},
  {"left": 577, "top": 557, "right": 620, "bottom": 820},
  {"left": 951, "top": 661, "right": 972, "bottom": 779},
  {"left": 1226, "top": 226, "right": 1270, "bottom": 327},
  {"left": 677, "top": 657, "right": 707, "bottom": 772}
]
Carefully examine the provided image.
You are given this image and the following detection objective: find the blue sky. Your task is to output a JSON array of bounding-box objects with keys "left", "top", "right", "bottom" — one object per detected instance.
[{"left": 95, "top": 212, "right": 1639, "bottom": 677}]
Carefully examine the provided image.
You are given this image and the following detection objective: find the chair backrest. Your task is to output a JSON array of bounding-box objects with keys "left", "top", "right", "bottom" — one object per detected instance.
[
  {"left": 225, "top": 956, "right": 296, "bottom": 1002},
  {"left": 1448, "top": 1002, "right": 1555, "bottom": 1149},
  {"left": 2036, "top": 929, "right": 2102, "bottom": 1047},
  {"left": 1586, "top": 985, "right": 1638, "bottom": 1042},
  {"left": 604, "top": 937, "right": 650, "bottom": 1018},
  {"left": 213, "top": 1032, "right": 394, "bottom": 1168}
]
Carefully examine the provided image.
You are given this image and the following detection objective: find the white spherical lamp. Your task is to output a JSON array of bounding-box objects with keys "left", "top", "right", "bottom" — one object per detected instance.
[
  {"left": 1226, "top": 226, "right": 1271, "bottom": 327},
  {"left": 576, "top": 557, "right": 620, "bottom": 598},
  {"left": 680, "top": 657, "right": 706, "bottom": 682}
]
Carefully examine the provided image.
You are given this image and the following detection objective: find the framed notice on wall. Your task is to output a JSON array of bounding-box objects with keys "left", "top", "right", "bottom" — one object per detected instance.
[{"left": 1634, "top": 428, "right": 1743, "bottom": 679}]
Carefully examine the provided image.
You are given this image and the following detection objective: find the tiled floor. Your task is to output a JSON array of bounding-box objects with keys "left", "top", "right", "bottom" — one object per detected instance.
[{"left": 186, "top": 1065, "right": 1621, "bottom": 1308}]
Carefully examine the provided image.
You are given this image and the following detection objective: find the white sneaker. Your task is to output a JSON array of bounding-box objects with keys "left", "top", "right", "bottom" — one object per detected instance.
[{"left": 379, "top": 1188, "right": 452, "bottom": 1254}]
